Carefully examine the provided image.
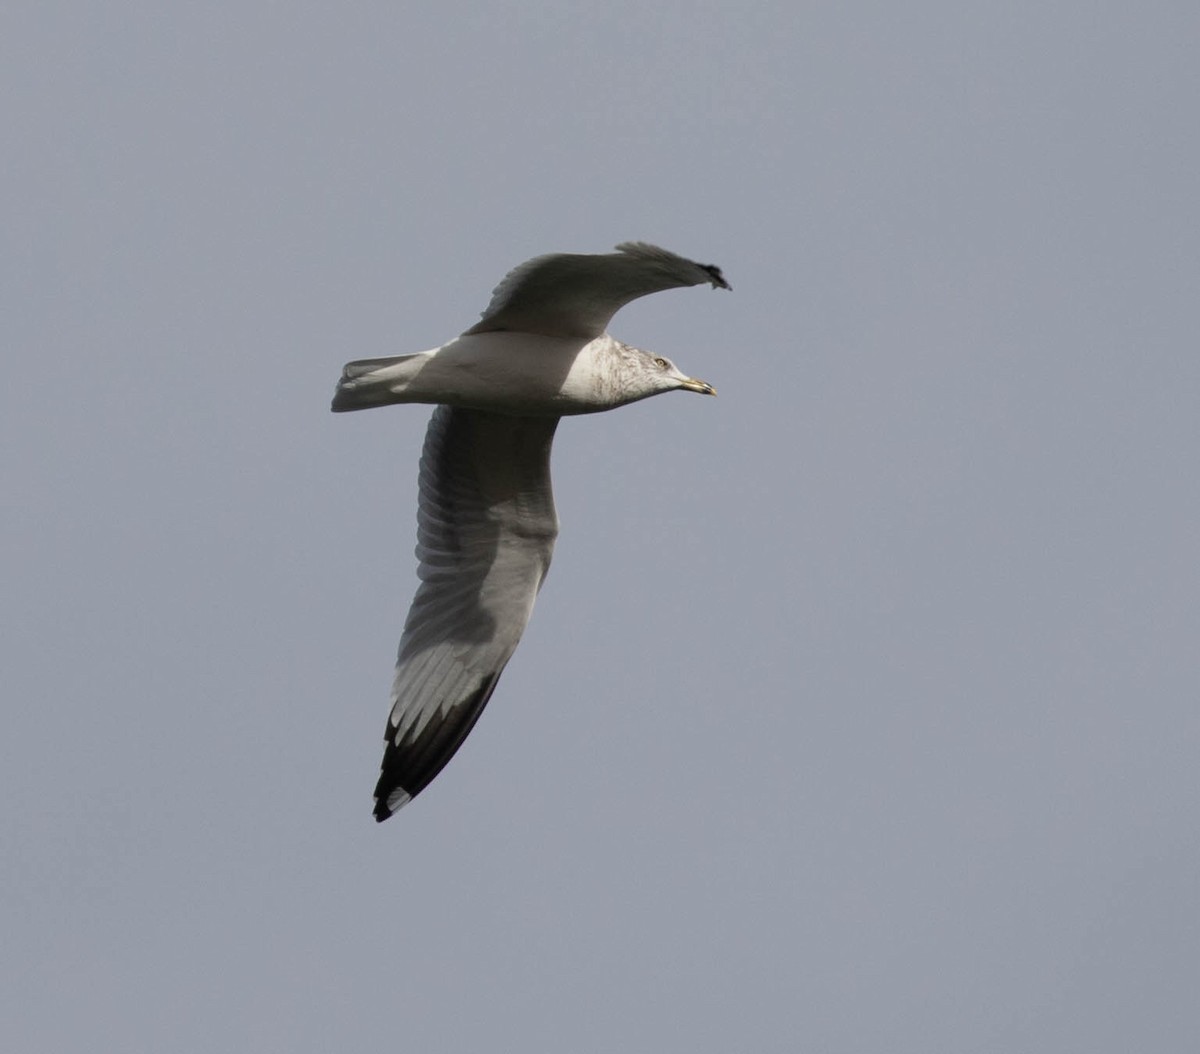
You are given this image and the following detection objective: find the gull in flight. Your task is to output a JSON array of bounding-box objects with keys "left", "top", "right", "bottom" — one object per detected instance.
[{"left": 332, "top": 242, "right": 729, "bottom": 820}]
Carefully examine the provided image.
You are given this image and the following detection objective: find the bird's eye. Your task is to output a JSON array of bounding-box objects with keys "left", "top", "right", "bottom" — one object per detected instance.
[{"left": 654, "top": 357, "right": 669, "bottom": 369}]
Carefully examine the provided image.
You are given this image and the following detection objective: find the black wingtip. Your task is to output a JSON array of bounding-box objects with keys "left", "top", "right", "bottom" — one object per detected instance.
[
  {"left": 371, "top": 673, "right": 504, "bottom": 825},
  {"left": 701, "top": 263, "right": 731, "bottom": 291},
  {"left": 372, "top": 780, "right": 411, "bottom": 822}
]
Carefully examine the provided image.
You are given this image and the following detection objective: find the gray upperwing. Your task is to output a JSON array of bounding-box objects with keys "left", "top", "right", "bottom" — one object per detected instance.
[
  {"left": 374, "top": 406, "right": 560, "bottom": 819},
  {"left": 465, "top": 241, "right": 730, "bottom": 339}
]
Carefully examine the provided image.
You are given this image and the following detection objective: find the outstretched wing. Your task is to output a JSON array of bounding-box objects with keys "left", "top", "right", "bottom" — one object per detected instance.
[
  {"left": 374, "top": 406, "right": 560, "bottom": 820},
  {"left": 464, "top": 241, "right": 730, "bottom": 340}
]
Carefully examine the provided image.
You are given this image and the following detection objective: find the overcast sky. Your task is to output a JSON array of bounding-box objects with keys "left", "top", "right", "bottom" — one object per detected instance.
[{"left": 4, "top": 3, "right": 1198, "bottom": 1052}]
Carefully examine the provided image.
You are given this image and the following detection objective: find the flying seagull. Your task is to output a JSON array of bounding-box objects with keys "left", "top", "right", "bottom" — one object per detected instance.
[{"left": 332, "top": 242, "right": 729, "bottom": 820}]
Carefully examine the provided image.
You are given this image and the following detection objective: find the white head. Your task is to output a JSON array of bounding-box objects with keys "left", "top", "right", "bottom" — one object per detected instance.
[
  {"left": 643, "top": 350, "right": 717, "bottom": 397},
  {"left": 595, "top": 337, "right": 716, "bottom": 408}
]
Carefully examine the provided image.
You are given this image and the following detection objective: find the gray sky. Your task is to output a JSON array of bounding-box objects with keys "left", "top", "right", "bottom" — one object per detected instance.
[{"left": 4, "top": 3, "right": 1198, "bottom": 1051}]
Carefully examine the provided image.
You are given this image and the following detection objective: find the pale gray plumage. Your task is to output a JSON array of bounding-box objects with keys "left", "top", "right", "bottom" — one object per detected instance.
[
  {"left": 331, "top": 242, "right": 728, "bottom": 820},
  {"left": 465, "top": 241, "right": 729, "bottom": 339}
]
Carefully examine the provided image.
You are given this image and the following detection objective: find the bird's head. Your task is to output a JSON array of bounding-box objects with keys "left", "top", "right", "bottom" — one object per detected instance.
[{"left": 642, "top": 350, "right": 717, "bottom": 398}]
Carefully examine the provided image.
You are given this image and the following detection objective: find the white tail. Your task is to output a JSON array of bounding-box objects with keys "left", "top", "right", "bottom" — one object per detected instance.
[{"left": 330, "top": 353, "right": 431, "bottom": 412}]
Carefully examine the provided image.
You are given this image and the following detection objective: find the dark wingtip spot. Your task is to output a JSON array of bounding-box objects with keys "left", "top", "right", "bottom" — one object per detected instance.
[
  {"left": 701, "top": 263, "right": 731, "bottom": 290},
  {"left": 370, "top": 673, "right": 503, "bottom": 824}
]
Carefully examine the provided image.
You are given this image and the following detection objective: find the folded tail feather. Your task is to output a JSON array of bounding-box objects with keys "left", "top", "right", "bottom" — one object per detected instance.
[{"left": 331, "top": 353, "right": 427, "bottom": 412}]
